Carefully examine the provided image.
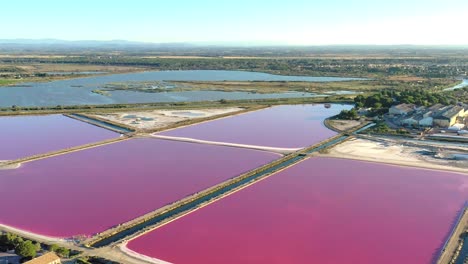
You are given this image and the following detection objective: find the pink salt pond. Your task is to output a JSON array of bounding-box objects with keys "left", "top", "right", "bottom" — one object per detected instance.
[
  {"left": 0, "top": 138, "right": 279, "bottom": 237},
  {"left": 127, "top": 157, "right": 468, "bottom": 264},
  {"left": 0, "top": 115, "right": 118, "bottom": 160},
  {"left": 159, "top": 104, "right": 351, "bottom": 149}
]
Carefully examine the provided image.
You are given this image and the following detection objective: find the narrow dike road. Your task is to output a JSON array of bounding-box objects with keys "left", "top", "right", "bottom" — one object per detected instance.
[
  {"left": 1, "top": 116, "right": 372, "bottom": 264},
  {"left": 87, "top": 123, "right": 371, "bottom": 250}
]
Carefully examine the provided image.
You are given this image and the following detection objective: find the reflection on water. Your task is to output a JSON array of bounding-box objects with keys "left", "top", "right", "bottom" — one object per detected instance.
[{"left": 0, "top": 70, "right": 363, "bottom": 107}]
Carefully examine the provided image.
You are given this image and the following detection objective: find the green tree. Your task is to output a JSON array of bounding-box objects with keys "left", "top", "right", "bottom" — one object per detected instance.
[
  {"left": 34, "top": 242, "right": 41, "bottom": 251},
  {"left": 336, "top": 109, "right": 358, "bottom": 120},
  {"left": 11, "top": 235, "right": 23, "bottom": 248},
  {"left": 55, "top": 247, "right": 70, "bottom": 258},
  {"left": 49, "top": 244, "right": 59, "bottom": 252},
  {"left": 15, "top": 240, "right": 37, "bottom": 259}
]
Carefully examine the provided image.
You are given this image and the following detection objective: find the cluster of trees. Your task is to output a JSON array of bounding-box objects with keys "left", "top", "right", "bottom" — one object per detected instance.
[
  {"left": 354, "top": 89, "right": 454, "bottom": 109},
  {"left": 336, "top": 108, "right": 359, "bottom": 120},
  {"left": 0, "top": 232, "right": 40, "bottom": 260},
  {"left": 76, "top": 256, "right": 120, "bottom": 264},
  {"left": 49, "top": 244, "right": 70, "bottom": 258},
  {"left": 450, "top": 87, "right": 468, "bottom": 103},
  {"left": 354, "top": 94, "right": 393, "bottom": 109},
  {"left": 1, "top": 56, "right": 466, "bottom": 78},
  {"left": 368, "top": 122, "right": 409, "bottom": 135},
  {"left": 394, "top": 90, "right": 453, "bottom": 105},
  {"left": 2, "top": 103, "right": 131, "bottom": 112},
  {"left": 0, "top": 232, "right": 71, "bottom": 261}
]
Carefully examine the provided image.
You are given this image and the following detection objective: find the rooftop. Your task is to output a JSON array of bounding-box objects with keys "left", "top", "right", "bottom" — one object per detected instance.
[
  {"left": 427, "top": 103, "right": 444, "bottom": 112},
  {"left": 391, "top": 103, "right": 415, "bottom": 113},
  {"left": 24, "top": 253, "right": 60, "bottom": 264},
  {"left": 435, "top": 106, "right": 464, "bottom": 119}
]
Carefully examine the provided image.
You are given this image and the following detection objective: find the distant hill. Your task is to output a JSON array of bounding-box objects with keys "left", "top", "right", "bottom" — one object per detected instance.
[
  {"left": 0, "top": 39, "right": 196, "bottom": 53},
  {"left": 0, "top": 39, "right": 466, "bottom": 56}
]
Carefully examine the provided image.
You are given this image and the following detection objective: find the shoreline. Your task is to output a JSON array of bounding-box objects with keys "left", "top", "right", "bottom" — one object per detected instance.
[
  {"left": 1, "top": 67, "right": 149, "bottom": 87},
  {"left": 321, "top": 138, "right": 468, "bottom": 175},
  {"left": 92, "top": 107, "right": 244, "bottom": 132},
  {"left": 152, "top": 105, "right": 270, "bottom": 134},
  {"left": 0, "top": 224, "right": 66, "bottom": 244},
  {"left": 319, "top": 152, "right": 468, "bottom": 175},
  {"left": 0, "top": 160, "right": 20, "bottom": 170},
  {"left": 119, "top": 243, "right": 173, "bottom": 264}
]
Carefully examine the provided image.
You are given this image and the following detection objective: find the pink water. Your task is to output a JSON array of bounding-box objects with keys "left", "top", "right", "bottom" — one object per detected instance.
[
  {"left": 0, "top": 115, "right": 118, "bottom": 160},
  {"left": 0, "top": 138, "right": 279, "bottom": 237},
  {"left": 127, "top": 157, "right": 468, "bottom": 264},
  {"left": 160, "top": 104, "right": 351, "bottom": 148}
]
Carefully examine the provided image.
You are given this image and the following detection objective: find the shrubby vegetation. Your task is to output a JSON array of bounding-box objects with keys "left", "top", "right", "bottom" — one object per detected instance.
[
  {"left": 0, "top": 54, "right": 466, "bottom": 78},
  {"left": 450, "top": 87, "right": 468, "bottom": 103},
  {"left": 0, "top": 232, "right": 40, "bottom": 260},
  {"left": 336, "top": 108, "right": 359, "bottom": 120},
  {"left": 49, "top": 244, "right": 70, "bottom": 258},
  {"left": 15, "top": 240, "right": 37, "bottom": 259},
  {"left": 366, "top": 122, "right": 410, "bottom": 135},
  {"left": 0, "top": 232, "right": 77, "bottom": 261},
  {"left": 354, "top": 89, "right": 456, "bottom": 109},
  {"left": 76, "top": 256, "right": 120, "bottom": 264}
]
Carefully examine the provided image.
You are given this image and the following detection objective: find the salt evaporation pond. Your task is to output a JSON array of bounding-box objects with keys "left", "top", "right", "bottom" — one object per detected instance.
[
  {"left": 0, "top": 115, "right": 118, "bottom": 160},
  {"left": 0, "top": 138, "right": 279, "bottom": 237},
  {"left": 159, "top": 104, "right": 351, "bottom": 149},
  {"left": 127, "top": 157, "right": 468, "bottom": 264}
]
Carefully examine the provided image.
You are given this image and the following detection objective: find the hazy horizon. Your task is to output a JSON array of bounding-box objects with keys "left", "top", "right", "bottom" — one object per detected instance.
[
  {"left": 0, "top": 38, "right": 467, "bottom": 48},
  {"left": 2, "top": 0, "right": 468, "bottom": 46}
]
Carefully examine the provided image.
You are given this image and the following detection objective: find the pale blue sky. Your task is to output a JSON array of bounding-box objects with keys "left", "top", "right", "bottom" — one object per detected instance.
[{"left": 2, "top": 0, "right": 467, "bottom": 45}]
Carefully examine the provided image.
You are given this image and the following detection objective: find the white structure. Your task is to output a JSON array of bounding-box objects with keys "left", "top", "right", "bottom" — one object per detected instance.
[
  {"left": 448, "top": 124, "right": 465, "bottom": 131},
  {"left": 419, "top": 116, "right": 434, "bottom": 127}
]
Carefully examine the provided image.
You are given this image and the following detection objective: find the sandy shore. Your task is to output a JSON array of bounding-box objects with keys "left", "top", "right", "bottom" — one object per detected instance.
[
  {"left": 322, "top": 138, "right": 468, "bottom": 174},
  {"left": 119, "top": 243, "right": 173, "bottom": 264},
  {"left": 327, "top": 119, "right": 362, "bottom": 132},
  {"left": 0, "top": 224, "right": 66, "bottom": 244},
  {"left": 0, "top": 161, "right": 21, "bottom": 170},
  {"left": 92, "top": 107, "right": 243, "bottom": 131}
]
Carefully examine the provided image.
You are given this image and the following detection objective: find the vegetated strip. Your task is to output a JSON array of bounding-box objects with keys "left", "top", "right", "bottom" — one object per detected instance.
[
  {"left": 0, "top": 96, "right": 354, "bottom": 116},
  {"left": 0, "top": 136, "right": 130, "bottom": 169},
  {"left": 65, "top": 113, "right": 135, "bottom": 134},
  {"left": 437, "top": 203, "right": 468, "bottom": 264},
  {"left": 86, "top": 125, "right": 369, "bottom": 248}
]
